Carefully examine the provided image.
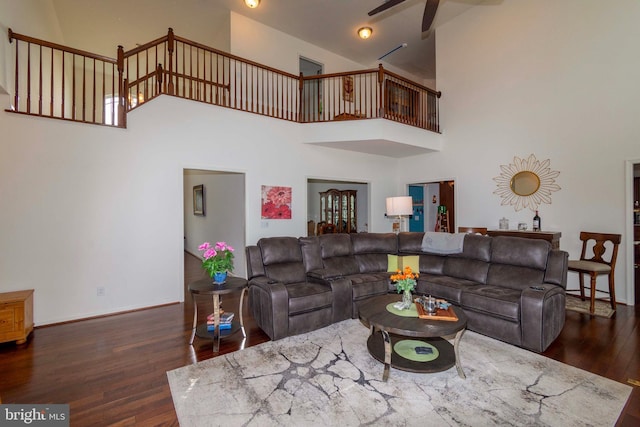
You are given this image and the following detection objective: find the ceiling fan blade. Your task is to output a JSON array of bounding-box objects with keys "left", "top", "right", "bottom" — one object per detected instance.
[
  {"left": 368, "top": 0, "right": 406, "bottom": 16},
  {"left": 421, "top": 0, "right": 440, "bottom": 32}
]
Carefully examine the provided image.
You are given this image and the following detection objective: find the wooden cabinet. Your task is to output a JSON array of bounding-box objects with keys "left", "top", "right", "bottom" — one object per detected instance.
[
  {"left": 320, "top": 189, "right": 357, "bottom": 233},
  {"left": 0, "top": 290, "right": 34, "bottom": 344},
  {"left": 487, "top": 230, "right": 561, "bottom": 249}
]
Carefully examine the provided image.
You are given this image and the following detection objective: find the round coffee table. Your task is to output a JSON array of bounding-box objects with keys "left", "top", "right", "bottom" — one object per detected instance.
[{"left": 358, "top": 293, "right": 467, "bottom": 381}]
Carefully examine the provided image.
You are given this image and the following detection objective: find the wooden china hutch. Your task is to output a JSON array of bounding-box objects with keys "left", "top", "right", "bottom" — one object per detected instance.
[{"left": 319, "top": 189, "right": 357, "bottom": 233}]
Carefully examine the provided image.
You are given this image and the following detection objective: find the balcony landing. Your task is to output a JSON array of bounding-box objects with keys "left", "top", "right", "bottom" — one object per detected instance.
[{"left": 303, "top": 118, "right": 442, "bottom": 158}]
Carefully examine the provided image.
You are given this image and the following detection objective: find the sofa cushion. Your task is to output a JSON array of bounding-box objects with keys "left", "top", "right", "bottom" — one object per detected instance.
[
  {"left": 259, "top": 237, "right": 303, "bottom": 265},
  {"left": 264, "top": 262, "right": 307, "bottom": 285},
  {"left": 457, "top": 234, "right": 492, "bottom": 262},
  {"left": 487, "top": 264, "right": 546, "bottom": 291},
  {"left": 415, "top": 274, "right": 479, "bottom": 304},
  {"left": 318, "top": 234, "right": 360, "bottom": 275},
  {"left": 460, "top": 285, "right": 522, "bottom": 322},
  {"left": 258, "top": 237, "right": 307, "bottom": 284},
  {"left": 349, "top": 252, "right": 389, "bottom": 274},
  {"left": 319, "top": 234, "right": 352, "bottom": 257},
  {"left": 397, "top": 232, "right": 424, "bottom": 253},
  {"left": 443, "top": 258, "right": 489, "bottom": 284},
  {"left": 491, "top": 236, "right": 549, "bottom": 270},
  {"left": 346, "top": 273, "right": 390, "bottom": 301},
  {"left": 299, "top": 236, "right": 323, "bottom": 272},
  {"left": 419, "top": 254, "right": 446, "bottom": 275},
  {"left": 351, "top": 233, "right": 398, "bottom": 254},
  {"left": 285, "top": 282, "right": 333, "bottom": 315}
]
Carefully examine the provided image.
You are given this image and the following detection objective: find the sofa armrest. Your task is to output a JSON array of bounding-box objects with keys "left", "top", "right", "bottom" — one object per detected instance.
[
  {"left": 307, "top": 268, "right": 344, "bottom": 280},
  {"left": 248, "top": 277, "right": 289, "bottom": 341},
  {"left": 543, "top": 250, "right": 569, "bottom": 289},
  {"left": 305, "top": 274, "right": 352, "bottom": 322},
  {"left": 520, "top": 285, "right": 565, "bottom": 352},
  {"left": 329, "top": 277, "right": 352, "bottom": 322}
]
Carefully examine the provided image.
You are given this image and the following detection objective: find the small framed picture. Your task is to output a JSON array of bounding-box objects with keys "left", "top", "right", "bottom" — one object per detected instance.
[{"left": 193, "top": 185, "right": 205, "bottom": 216}]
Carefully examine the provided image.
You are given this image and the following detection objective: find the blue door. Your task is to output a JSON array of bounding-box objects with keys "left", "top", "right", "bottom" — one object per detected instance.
[{"left": 408, "top": 185, "right": 424, "bottom": 232}]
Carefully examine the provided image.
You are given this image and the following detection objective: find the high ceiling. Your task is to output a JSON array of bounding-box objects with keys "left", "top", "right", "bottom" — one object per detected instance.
[
  {"left": 50, "top": 0, "right": 489, "bottom": 84},
  {"left": 218, "top": 0, "right": 487, "bottom": 82}
]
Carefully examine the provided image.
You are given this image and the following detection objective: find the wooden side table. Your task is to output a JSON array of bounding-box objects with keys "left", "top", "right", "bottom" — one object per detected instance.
[
  {"left": 188, "top": 277, "right": 248, "bottom": 353},
  {"left": 0, "top": 289, "right": 34, "bottom": 345}
]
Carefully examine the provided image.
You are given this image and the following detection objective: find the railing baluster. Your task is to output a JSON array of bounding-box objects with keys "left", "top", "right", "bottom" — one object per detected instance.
[
  {"left": 26, "top": 42, "right": 31, "bottom": 114},
  {"left": 11, "top": 31, "right": 19, "bottom": 110},
  {"left": 38, "top": 45, "right": 42, "bottom": 115},
  {"left": 50, "top": 47, "right": 54, "bottom": 117}
]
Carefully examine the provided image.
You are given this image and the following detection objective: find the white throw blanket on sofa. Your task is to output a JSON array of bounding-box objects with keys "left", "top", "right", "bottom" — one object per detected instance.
[{"left": 421, "top": 232, "right": 465, "bottom": 254}]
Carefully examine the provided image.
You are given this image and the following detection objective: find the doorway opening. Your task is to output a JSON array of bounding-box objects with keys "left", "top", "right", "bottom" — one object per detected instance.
[
  {"left": 307, "top": 178, "right": 369, "bottom": 236},
  {"left": 183, "top": 169, "right": 246, "bottom": 286},
  {"left": 300, "top": 57, "right": 323, "bottom": 122},
  {"left": 407, "top": 180, "right": 455, "bottom": 232}
]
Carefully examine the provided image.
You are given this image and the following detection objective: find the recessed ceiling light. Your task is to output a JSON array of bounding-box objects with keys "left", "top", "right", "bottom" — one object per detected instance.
[
  {"left": 244, "top": 0, "right": 260, "bottom": 8},
  {"left": 358, "top": 27, "right": 373, "bottom": 40}
]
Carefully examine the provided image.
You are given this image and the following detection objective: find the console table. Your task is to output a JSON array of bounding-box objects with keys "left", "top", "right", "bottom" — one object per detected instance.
[{"left": 487, "top": 230, "right": 562, "bottom": 249}]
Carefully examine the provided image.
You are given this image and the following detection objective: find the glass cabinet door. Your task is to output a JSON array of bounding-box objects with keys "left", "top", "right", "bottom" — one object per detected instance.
[{"left": 319, "top": 189, "right": 357, "bottom": 233}]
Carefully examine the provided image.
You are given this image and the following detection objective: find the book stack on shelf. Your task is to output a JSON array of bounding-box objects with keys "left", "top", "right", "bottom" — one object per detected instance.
[{"left": 207, "top": 312, "right": 234, "bottom": 331}]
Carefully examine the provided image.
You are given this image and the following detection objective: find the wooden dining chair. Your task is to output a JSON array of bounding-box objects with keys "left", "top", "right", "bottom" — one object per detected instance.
[
  {"left": 319, "top": 223, "right": 337, "bottom": 234},
  {"left": 457, "top": 227, "right": 488, "bottom": 235},
  {"left": 567, "top": 231, "right": 621, "bottom": 314}
]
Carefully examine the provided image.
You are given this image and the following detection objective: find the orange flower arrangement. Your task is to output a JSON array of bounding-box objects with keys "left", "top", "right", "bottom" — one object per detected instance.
[{"left": 391, "top": 266, "right": 419, "bottom": 293}]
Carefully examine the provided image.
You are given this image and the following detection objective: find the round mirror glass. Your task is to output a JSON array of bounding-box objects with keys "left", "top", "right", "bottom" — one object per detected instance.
[{"left": 510, "top": 171, "right": 540, "bottom": 196}]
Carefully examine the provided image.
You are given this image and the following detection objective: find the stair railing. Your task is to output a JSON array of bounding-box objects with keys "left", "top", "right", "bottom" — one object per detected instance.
[{"left": 7, "top": 29, "right": 125, "bottom": 127}]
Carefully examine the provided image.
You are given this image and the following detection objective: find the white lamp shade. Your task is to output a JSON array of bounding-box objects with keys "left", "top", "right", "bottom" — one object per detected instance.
[{"left": 386, "top": 196, "right": 413, "bottom": 216}]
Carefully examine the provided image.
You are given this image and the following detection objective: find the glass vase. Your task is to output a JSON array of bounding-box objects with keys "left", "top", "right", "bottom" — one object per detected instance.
[{"left": 400, "top": 289, "right": 413, "bottom": 310}]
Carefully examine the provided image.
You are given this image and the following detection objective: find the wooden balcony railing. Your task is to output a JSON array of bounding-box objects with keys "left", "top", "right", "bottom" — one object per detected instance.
[
  {"left": 6, "top": 28, "right": 440, "bottom": 132},
  {"left": 6, "top": 28, "right": 124, "bottom": 126}
]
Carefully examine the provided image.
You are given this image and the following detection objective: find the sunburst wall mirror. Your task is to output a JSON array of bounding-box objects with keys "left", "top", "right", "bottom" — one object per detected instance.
[{"left": 493, "top": 154, "right": 561, "bottom": 211}]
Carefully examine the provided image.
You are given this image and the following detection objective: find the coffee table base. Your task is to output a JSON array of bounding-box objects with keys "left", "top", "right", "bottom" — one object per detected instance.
[{"left": 367, "top": 328, "right": 466, "bottom": 381}]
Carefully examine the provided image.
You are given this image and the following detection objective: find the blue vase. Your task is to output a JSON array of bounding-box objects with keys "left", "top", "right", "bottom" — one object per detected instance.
[{"left": 213, "top": 271, "right": 227, "bottom": 284}]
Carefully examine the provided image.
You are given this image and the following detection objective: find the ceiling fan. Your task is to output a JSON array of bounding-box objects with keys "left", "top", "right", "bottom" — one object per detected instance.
[{"left": 368, "top": 0, "right": 440, "bottom": 33}]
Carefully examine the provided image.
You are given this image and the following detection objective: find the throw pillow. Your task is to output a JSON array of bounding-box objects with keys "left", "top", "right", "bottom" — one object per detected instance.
[
  {"left": 387, "top": 254, "right": 399, "bottom": 272},
  {"left": 401, "top": 255, "right": 420, "bottom": 272},
  {"left": 388, "top": 254, "right": 420, "bottom": 272}
]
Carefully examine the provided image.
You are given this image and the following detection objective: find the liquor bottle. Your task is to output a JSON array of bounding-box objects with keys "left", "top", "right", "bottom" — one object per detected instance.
[{"left": 533, "top": 210, "right": 541, "bottom": 231}]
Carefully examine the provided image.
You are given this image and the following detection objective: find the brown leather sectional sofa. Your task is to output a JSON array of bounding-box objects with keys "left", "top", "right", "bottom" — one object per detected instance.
[{"left": 245, "top": 232, "right": 568, "bottom": 352}]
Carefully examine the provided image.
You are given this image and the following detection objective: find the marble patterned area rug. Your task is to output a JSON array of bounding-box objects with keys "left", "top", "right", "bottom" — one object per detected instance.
[
  {"left": 167, "top": 319, "right": 631, "bottom": 427},
  {"left": 565, "top": 295, "right": 615, "bottom": 318}
]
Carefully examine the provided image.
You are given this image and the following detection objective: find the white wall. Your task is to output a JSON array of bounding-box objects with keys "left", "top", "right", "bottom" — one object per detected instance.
[
  {"left": 183, "top": 171, "right": 246, "bottom": 278},
  {"left": 0, "top": 94, "right": 398, "bottom": 325},
  {"left": 0, "top": 0, "right": 64, "bottom": 98},
  {"left": 397, "top": 0, "right": 640, "bottom": 303}
]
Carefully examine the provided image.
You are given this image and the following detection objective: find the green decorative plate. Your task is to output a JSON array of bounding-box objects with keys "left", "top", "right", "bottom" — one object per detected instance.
[
  {"left": 386, "top": 302, "right": 418, "bottom": 317},
  {"left": 393, "top": 340, "right": 439, "bottom": 362}
]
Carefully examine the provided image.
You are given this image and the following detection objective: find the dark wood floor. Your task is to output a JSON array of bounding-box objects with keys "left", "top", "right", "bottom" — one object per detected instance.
[{"left": 0, "top": 253, "right": 638, "bottom": 426}]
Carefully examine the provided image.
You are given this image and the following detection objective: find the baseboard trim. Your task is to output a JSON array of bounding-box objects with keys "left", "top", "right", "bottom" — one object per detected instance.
[{"left": 35, "top": 301, "right": 181, "bottom": 329}]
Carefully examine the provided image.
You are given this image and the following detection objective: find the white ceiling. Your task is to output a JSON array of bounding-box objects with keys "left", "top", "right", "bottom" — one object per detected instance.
[
  {"left": 50, "top": 0, "right": 490, "bottom": 84},
  {"left": 217, "top": 0, "right": 488, "bottom": 82}
]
